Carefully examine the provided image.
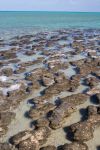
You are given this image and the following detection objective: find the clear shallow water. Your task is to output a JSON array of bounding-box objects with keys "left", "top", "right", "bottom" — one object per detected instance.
[{"left": 0, "top": 11, "right": 100, "bottom": 37}]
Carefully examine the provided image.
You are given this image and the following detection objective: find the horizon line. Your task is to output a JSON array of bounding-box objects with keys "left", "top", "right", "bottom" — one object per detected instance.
[{"left": 0, "top": 10, "right": 100, "bottom": 13}]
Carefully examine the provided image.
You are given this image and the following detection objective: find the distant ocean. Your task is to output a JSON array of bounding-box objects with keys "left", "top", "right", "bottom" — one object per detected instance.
[{"left": 0, "top": 11, "right": 100, "bottom": 37}]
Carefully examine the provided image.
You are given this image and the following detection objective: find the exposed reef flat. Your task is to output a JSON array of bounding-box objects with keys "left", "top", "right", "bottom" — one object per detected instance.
[{"left": 0, "top": 29, "right": 100, "bottom": 150}]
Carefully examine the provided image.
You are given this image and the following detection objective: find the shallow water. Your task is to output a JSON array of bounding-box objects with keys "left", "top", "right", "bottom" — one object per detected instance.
[{"left": 0, "top": 11, "right": 100, "bottom": 38}]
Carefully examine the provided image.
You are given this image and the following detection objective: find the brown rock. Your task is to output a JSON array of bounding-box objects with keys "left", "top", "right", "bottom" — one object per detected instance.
[
  {"left": 49, "top": 102, "right": 76, "bottom": 129},
  {"left": 61, "top": 94, "right": 89, "bottom": 106},
  {"left": 62, "top": 142, "right": 88, "bottom": 150},
  {"left": 0, "top": 143, "right": 17, "bottom": 150},
  {"left": 28, "top": 103, "right": 56, "bottom": 120},
  {"left": 10, "top": 130, "right": 33, "bottom": 145},
  {"left": 40, "top": 145, "right": 56, "bottom": 150}
]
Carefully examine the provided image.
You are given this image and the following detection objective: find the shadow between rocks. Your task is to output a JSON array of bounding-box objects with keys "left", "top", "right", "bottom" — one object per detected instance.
[
  {"left": 97, "top": 146, "right": 100, "bottom": 150},
  {"left": 79, "top": 108, "right": 88, "bottom": 121},
  {"left": 27, "top": 98, "right": 36, "bottom": 106},
  {"left": 55, "top": 97, "right": 62, "bottom": 106},
  {"left": 57, "top": 145, "right": 63, "bottom": 150},
  {"left": 63, "top": 126, "right": 74, "bottom": 142},
  {"left": 90, "top": 95, "right": 99, "bottom": 105}
]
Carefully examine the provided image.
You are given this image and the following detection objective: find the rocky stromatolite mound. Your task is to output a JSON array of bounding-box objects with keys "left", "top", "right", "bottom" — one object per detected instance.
[
  {"left": 61, "top": 93, "right": 89, "bottom": 106},
  {"left": 40, "top": 145, "right": 56, "bottom": 150},
  {"left": 35, "top": 117, "right": 50, "bottom": 128},
  {"left": 62, "top": 142, "right": 88, "bottom": 150},
  {"left": 84, "top": 77, "right": 100, "bottom": 88},
  {"left": 49, "top": 102, "right": 76, "bottom": 129},
  {"left": 10, "top": 127, "right": 51, "bottom": 150},
  {"left": 40, "top": 72, "right": 54, "bottom": 87},
  {"left": 28, "top": 103, "right": 56, "bottom": 120},
  {"left": 0, "top": 68, "right": 13, "bottom": 77},
  {"left": 95, "top": 93, "right": 100, "bottom": 104},
  {"left": 0, "top": 112, "right": 16, "bottom": 137},
  {"left": 0, "top": 143, "right": 17, "bottom": 150},
  {"left": 70, "top": 105, "right": 100, "bottom": 142},
  {"left": 44, "top": 78, "right": 79, "bottom": 95}
]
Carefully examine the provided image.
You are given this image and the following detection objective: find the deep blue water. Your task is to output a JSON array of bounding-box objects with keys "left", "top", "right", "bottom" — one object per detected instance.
[{"left": 0, "top": 11, "right": 100, "bottom": 37}]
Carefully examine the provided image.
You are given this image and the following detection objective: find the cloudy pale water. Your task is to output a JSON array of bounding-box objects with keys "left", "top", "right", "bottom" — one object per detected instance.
[{"left": 0, "top": 11, "right": 100, "bottom": 37}]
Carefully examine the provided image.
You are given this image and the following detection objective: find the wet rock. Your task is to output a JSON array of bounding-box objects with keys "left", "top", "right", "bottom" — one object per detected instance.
[
  {"left": 70, "top": 105, "right": 100, "bottom": 142},
  {"left": 49, "top": 102, "right": 76, "bottom": 129},
  {"left": 70, "top": 59, "right": 85, "bottom": 67},
  {"left": 7, "top": 82, "right": 28, "bottom": 103},
  {"left": 20, "top": 59, "right": 43, "bottom": 68},
  {"left": 95, "top": 93, "right": 100, "bottom": 104},
  {"left": 34, "top": 126, "right": 51, "bottom": 145},
  {"left": 54, "top": 72, "right": 66, "bottom": 83},
  {"left": 0, "top": 112, "right": 15, "bottom": 137},
  {"left": 85, "top": 77, "right": 100, "bottom": 88},
  {"left": 33, "top": 93, "right": 53, "bottom": 108},
  {"left": 28, "top": 103, "right": 56, "bottom": 120},
  {"left": 71, "top": 121, "right": 94, "bottom": 141},
  {"left": 47, "top": 60, "right": 68, "bottom": 72},
  {"left": 25, "top": 68, "right": 48, "bottom": 81},
  {"left": 35, "top": 117, "right": 50, "bottom": 128},
  {"left": 70, "top": 74, "right": 81, "bottom": 82},
  {"left": 25, "top": 50, "right": 35, "bottom": 56},
  {"left": 18, "top": 136, "right": 39, "bottom": 150},
  {"left": 1, "top": 68, "right": 13, "bottom": 76},
  {"left": 14, "top": 67, "right": 26, "bottom": 74},
  {"left": 78, "top": 59, "right": 99, "bottom": 77},
  {"left": 3, "top": 52, "right": 17, "bottom": 60},
  {"left": 17, "top": 127, "right": 51, "bottom": 150},
  {"left": 0, "top": 125, "right": 8, "bottom": 137},
  {"left": 0, "top": 112, "right": 15, "bottom": 126},
  {"left": 10, "top": 130, "right": 33, "bottom": 145},
  {"left": 87, "top": 105, "right": 99, "bottom": 116},
  {"left": 40, "top": 73, "right": 54, "bottom": 87},
  {"left": 87, "top": 87, "right": 100, "bottom": 95},
  {"left": 87, "top": 50, "right": 96, "bottom": 58},
  {"left": 45, "top": 78, "right": 79, "bottom": 95},
  {"left": 0, "top": 143, "right": 17, "bottom": 150},
  {"left": 92, "top": 70, "right": 100, "bottom": 79},
  {"left": 62, "top": 142, "right": 88, "bottom": 150},
  {"left": 72, "top": 41, "right": 85, "bottom": 52},
  {"left": 8, "top": 59, "right": 20, "bottom": 64},
  {"left": 0, "top": 100, "right": 11, "bottom": 112},
  {"left": 40, "top": 145, "right": 56, "bottom": 150},
  {"left": 61, "top": 94, "right": 89, "bottom": 106}
]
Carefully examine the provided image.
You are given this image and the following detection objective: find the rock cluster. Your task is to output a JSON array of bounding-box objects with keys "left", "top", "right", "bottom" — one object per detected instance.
[{"left": 0, "top": 29, "right": 100, "bottom": 150}]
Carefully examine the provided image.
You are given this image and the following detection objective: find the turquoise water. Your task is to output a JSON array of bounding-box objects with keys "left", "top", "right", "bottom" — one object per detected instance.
[{"left": 0, "top": 11, "right": 100, "bottom": 36}]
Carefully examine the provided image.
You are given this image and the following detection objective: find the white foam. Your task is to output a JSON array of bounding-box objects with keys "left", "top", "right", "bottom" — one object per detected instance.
[
  {"left": 0, "top": 76, "right": 8, "bottom": 82},
  {"left": 0, "top": 84, "right": 21, "bottom": 96},
  {"left": 8, "top": 84, "right": 21, "bottom": 91}
]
